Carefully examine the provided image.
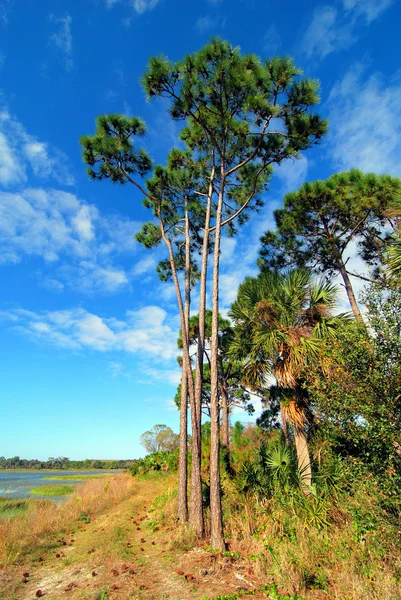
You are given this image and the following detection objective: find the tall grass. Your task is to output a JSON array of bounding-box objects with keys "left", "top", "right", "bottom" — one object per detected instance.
[{"left": 0, "top": 473, "right": 137, "bottom": 567}]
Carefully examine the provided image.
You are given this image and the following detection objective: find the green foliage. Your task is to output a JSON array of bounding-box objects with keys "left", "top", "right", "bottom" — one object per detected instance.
[
  {"left": 259, "top": 170, "right": 401, "bottom": 279},
  {"left": 130, "top": 450, "right": 178, "bottom": 476},
  {"left": 0, "top": 498, "right": 28, "bottom": 519},
  {"left": 386, "top": 237, "right": 401, "bottom": 282},
  {"left": 232, "top": 422, "right": 245, "bottom": 448},
  {"left": 29, "top": 485, "right": 74, "bottom": 496},
  {"left": 80, "top": 114, "right": 151, "bottom": 183},
  {"left": 236, "top": 440, "right": 298, "bottom": 499},
  {"left": 200, "top": 584, "right": 306, "bottom": 599},
  {"left": 140, "top": 424, "right": 180, "bottom": 454},
  {"left": 142, "top": 37, "right": 327, "bottom": 240},
  {"left": 230, "top": 269, "right": 348, "bottom": 390},
  {"left": 0, "top": 456, "right": 132, "bottom": 470},
  {"left": 305, "top": 282, "right": 401, "bottom": 510}
]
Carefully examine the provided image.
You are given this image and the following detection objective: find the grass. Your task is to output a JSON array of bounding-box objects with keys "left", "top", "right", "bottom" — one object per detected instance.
[
  {"left": 0, "top": 473, "right": 137, "bottom": 569},
  {"left": 1, "top": 470, "right": 400, "bottom": 599},
  {"left": 43, "top": 474, "right": 107, "bottom": 481},
  {"left": 0, "top": 499, "right": 28, "bottom": 520},
  {"left": 29, "top": 485, "right": 75, "bottom": 496}
]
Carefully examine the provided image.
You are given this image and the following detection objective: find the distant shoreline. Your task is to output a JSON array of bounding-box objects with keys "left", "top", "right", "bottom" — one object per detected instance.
[{"left": 0, "top": 468, "right": 125, "bottom": 473}]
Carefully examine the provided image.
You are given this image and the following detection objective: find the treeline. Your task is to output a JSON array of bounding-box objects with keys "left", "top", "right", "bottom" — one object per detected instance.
[
  {"left": 81, "top": 37, "right": 401, "bottom": 556},
  {"left": 0, "top": 456, "right": 134, "bottom": 470}
]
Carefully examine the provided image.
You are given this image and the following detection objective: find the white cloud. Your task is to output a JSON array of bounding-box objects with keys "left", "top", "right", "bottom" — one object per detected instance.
[
  {"left": 195, "top": 15, "right": 226, "bottom": 33},
  {"left": 132, "top": 255, "right": 157, "bottom": 276},
  {"left": 1, "top": 305, "right": 178, "bottom": 359},
  {"left": 302, "top": 1, "right": 393, "bottom": 60},
  {"left": 132, "top": 0, "right": 159, "bottom": 14},
  {"left": 145, "top": 367, "right": 181, "bottom": 387},
  {"left": 0, "top": 187, "right": 143, "bottom": 292},
  {"left": 0, "top": 104, "right": 74, "bottom": 187},
  {"left": 302, "top": 5, "right": 353, "bottom": 59},
  {"left": 342, "top": 0, "right": 393, "bottom": 23},
  {"left": 0, "top": 131, "right": 23, "bottom": 186},
  {"left": 50, "top": 14, "right": 73, "bottom": 72},
  {"left": 104, "top": 0, "right": 160, "bottom": 14},
  {"left": 327, "top": 64, "right": 401, "bottom": 176},
  {"left": 220, "top": 236, "right": 237, "bottom": 266}
]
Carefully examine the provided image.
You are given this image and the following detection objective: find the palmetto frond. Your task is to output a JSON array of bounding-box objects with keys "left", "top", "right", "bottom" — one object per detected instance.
[
  {"left": 229, "top": 268, "right": 349, "bottom": 392},
  {"left": 386, "top": 237, "right": 401, "bottom": 282}
]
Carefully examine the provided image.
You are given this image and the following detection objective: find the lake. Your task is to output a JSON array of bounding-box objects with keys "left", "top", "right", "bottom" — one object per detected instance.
[{"left": 0, "top": 470, "right": 120, "bottom": 501}]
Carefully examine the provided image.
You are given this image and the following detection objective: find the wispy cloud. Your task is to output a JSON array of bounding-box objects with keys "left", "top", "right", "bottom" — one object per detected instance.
[
  {"left": 342, "top": 0, "right": 393, "bottom": 24},
  {"left": 104, "top": 0, "right": 160, "bottom": 15},
  {"left": 302, "top": 5, "right": 353, "bottom": 59},
  {"left": 195, "top": 14, "right": 226, "bottom": 33},
  {"left": 0, "top": 104, "right": 74, "bottom": 187},
  {"left": 302, "top": 0, "right": 394, "bottom": 61},
  {"left": 0, "top": 0, "right": 12, "bottom": 25},
  {"left": 50, "top": 14, "right": 73, "bottom": 72},
  {"left": 273, "top": 156, "right": 308, "bottom": 194},
  {"left": 327, "top": 64, "right": 401, "bottom": 176},
  {"left": 262, "top": 23, "right": 281, "bottom": 55},
  {"left": 0, "top": 305, "right": 178, "bottom": 359},
  {"left": 132, "top": 0, "right": 159, "bottom": 14}
]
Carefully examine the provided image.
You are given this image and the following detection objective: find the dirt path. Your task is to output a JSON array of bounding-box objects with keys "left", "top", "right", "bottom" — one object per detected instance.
[{"left": 1, "top": 476, "right": 273, "bottom": 600}]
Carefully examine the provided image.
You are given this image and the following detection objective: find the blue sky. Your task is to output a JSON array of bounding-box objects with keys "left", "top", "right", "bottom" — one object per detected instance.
[{"left": 0, "top": 0, "right": 400, "bottom": 460}]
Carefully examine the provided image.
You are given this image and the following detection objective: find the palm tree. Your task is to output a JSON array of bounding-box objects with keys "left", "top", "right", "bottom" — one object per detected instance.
[
  {"left": 386, "top": 238, "right": 401, "bottom": 283},
  {"left": 229, "top": 269, "right": 350, "bottom": 489}
]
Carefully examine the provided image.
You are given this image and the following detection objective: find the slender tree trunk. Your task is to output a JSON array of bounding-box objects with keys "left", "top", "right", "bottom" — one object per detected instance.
[
  {"left": 178, "top": 202, "right": 191, "bottom": 523},
  {"left": 294, "top": 426, "right": 312, "bottom": 490},
  {"left": 190, "top": 162, "right": 215, "bottom": 537},
  {"left": 337, "top": 256, "right": 364, "bottom": 323},
  {"left": 209, "top": 165, "right": 225, "bottom": 551},
  {"left": 220, "top": 386, "right": 229, "bottom": 451},
  {"left": 178, "top": 370, "right": 188, "bottom": 522},
  {"left": 158, "top": 205, "right": 201, "bottom": 534}
]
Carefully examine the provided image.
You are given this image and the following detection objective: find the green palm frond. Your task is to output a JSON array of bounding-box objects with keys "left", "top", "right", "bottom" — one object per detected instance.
[{"left": 386, "top": 237, "right": 401, "bottom": 281}]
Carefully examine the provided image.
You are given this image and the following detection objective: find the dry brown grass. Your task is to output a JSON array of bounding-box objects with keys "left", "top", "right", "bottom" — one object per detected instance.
[{"left": 0, "top": 473, "right": 137, "bottom": 567}]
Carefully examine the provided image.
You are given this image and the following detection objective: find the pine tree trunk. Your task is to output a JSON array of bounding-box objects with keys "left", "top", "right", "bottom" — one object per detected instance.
[
  {"left": 337, "top": 256, "right": 364, "bottom": 323},
  {"left": 178, "top": 203, "right": 191, "bottom": 524},
  {"left": 294, "top": 427, "right": 312, "bottom": 490},
  {"left": 209, "top": 165, "right": 225, "bottom": 551},
  {"left": 158, "top": 204, "right": 200, "bottom": 532},
  {"left": 220, "top": 386, "right": 229, "bottom": 451},
  {"left": 178, "top": 369, "right": 188, "bottom": 522},
  {"left": 190, "top": 162, "right": 215, "bottom": 537}
]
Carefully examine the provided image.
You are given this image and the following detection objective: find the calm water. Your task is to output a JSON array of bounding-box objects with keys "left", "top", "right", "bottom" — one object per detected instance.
[{"left": 0, "top": 470, "right": 119, "bottom": 501}]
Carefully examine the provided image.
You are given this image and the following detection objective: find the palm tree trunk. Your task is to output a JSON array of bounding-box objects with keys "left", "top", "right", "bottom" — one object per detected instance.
[
  {"left": 293, "top": 427, "right": 312, "bottom": 490},
  {"left": 209, "top": 165, "right": 225, "bottom": 551}
]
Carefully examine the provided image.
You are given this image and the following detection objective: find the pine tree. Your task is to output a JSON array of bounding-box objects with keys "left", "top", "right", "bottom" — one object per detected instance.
[
  {"left": 143, "top": 38, "right": 327, "bottom": 549},
  {"left": 81, "top": 39, "right": 327, "bottom": 549},
  {"left": 258, "top": 170, "right": 401, "bottom": 322}
]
